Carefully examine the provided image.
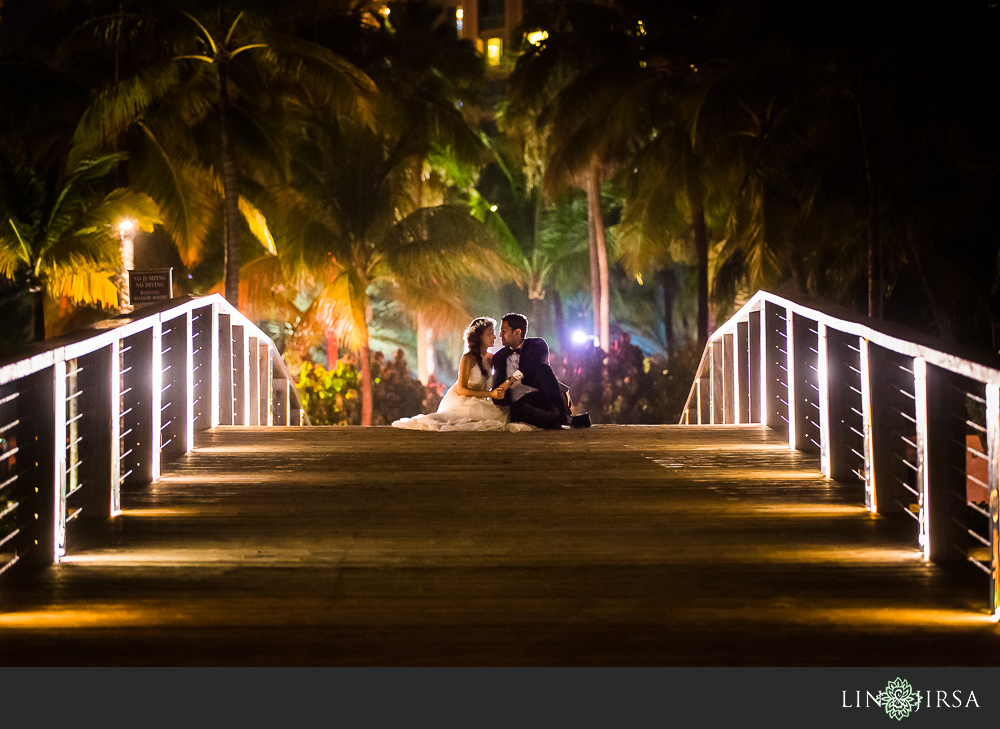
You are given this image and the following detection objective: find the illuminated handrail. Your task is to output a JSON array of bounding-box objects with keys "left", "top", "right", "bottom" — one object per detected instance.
[
  {"left": 681, "top": 290, "right": 1000, "bottom": 615},
  {"left": 0, "top": 294, "right": 307, "bottom": 577}
]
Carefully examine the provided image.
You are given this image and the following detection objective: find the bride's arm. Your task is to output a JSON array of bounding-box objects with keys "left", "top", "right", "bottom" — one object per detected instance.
[{"left": 453, "top": 354, "right": 507, "bottom": 399}]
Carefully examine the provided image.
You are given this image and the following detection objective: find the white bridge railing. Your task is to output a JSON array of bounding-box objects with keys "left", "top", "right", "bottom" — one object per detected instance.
[
  {"left": 0, "top": 294, "right": 306, "bottom": 577},
  {"left": 682, "top": 290, "right": 1000, "bottom": 614}
]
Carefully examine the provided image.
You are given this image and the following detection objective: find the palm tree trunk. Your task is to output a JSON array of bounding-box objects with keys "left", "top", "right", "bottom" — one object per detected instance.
[
  {"left": 30, "top": 280, "right": 45, "bottom": 342},
  {"left": 416, "top": 312, "right": 435, "bottom": 384},
  {"left": 360, "top": 344, "right": 373, "bottom": 426},
  {"left": 326, "top": 331, "right": 338, "bottom": 368},
  {"left": 587, "top": 170, "right": 610, "bottom": 351},
  {"left": 586, "top": 185, "right": 601, "bottom": 345},
  {"left": 907, "top": 223, "right": 953, "bottom": 342},
  {"left": 552, "top": 289, "right": 566, "bottom": 353},
  {"left": 692, "top": 201, "right": 710, "bottom": 347},
  {"left": 531, "top": 294, "right": 547, "bottom": 345},
  {"left": 856, "top": 94, "right": 882, "bottom": 319},
  {"left": 786, "top": 229, "right": 808, "bottom": 294},
  {"left": 217, "top": 59, "right": 242, "bottom": 306}
]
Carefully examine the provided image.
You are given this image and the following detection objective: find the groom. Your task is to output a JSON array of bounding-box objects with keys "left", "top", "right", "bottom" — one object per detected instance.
[{"left": 490, "top": 312, "right": 575, "bottom": 429}]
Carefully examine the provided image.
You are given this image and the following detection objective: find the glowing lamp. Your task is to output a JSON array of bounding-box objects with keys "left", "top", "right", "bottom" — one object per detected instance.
[{"left": 486, "top": 38, "right": 502, "bottom": 66}]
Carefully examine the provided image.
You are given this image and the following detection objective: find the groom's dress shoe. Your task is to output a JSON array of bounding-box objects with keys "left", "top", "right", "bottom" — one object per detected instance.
[{"left": 570, "top": 412, "right": 592, "bottom": 428}]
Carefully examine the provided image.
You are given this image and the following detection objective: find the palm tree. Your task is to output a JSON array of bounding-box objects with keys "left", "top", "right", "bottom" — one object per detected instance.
[
  {"left": 360, "top": 0, "right": 495, "bottom": 381},
  {"left": 505, "top": 2, "right": 645, "bottom": 352},
  {"left": 271, "top": 114, "right": 520, "bottom": 425},
  {"left": 62, "top": 1, "right": 376, "bottom": 304},
  {"left": 0, "top": 152, "right": 160, "bottom": 341}
]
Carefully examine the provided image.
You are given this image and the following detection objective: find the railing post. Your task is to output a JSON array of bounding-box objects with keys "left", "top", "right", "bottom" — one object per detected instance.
[
  {"left": 184, "top": 310, "right": 194, "bottom": 451},
  {"left": 121, "top": 327, "right": 155, "bottom": 487},
  {"left": 790, "top": 313, "right": 820, "bottom": 452},
  {"left": 861, "top": 340, "right": 888, "bottom": 513},
  {"left": 260, "top": 342, "right": 273, "bottom": 427},
  {"left": 785, "top": 310, "right": 797, "bottom": 448},
  {"left": 151, "top": 322, "right": 162, "bottom": 482},
  {"left": 761, "top": 301, "right": 787, "bottom": 432},
  {"left": 159, "top": 314, "right": 189, "bottom": 464},
  {"left": 822, "top": 329, "right": 863, "bottom": 482},
  {"left": 735, "top": 321, "right": 750, "bottom": 424},
  {"left": 722, "top": 332, "right": 735, "bottom": 424},
  {"left": 273, "top": 377, "right": 289, "bottom": 426},
  {"left": 78, "top": 343, "right": 118, "bottom": 518},
  {"left": 232, "top": 324, "right": 247, "bottom": 426},
  {"left": 914, "top": 358, "right": 930, "bottom": 555},
  {"left": 920, "top": 361, "right": 969, "bottom": 563},
  {"left": 697, "top": 362, "right": 710, "bottom": 425},
  {"left": 818, "top": 324, "right": 831, "bottom": 476},
  {"left": 218, "top": 313, "right": 234, "bottom": 425},
  {"left": 191, "top": 304, "right": 214, "bottom": 431},
  {"left": 248, "top": 336, "right": 260, "bottom": 426},
  {"left": 711, "top": 341, "right": 724, "bottom": 424},
  {"left": 863, "top": 340, "right": 914, "bottom": 516},
  {"left": 748, "top": 308, "right": 761, "bottom": 423},
  {"left": 53, "top": 361, "right": 67, "bottom": 561},
  {"left": 986, "top": 383, "right": 1000, "bottom": 614},
  {"left": 15, "top": 368, "right": 58, "bottom": 569}
]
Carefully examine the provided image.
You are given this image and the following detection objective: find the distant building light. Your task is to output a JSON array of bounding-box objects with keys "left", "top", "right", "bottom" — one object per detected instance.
[
  {"left": 527, "top": 30, "right": 548, "bottom": 45},
  {"left": 486, "top": 37, "right": 502, "bottom": 66},
  {"left": 456, "top": 7, "right": 463, "bottom": 20}
]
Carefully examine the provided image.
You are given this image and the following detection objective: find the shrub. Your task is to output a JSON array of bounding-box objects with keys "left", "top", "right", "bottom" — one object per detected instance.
[
  {"left": 294, "top": 349, "right": 443, "bottom": 426},
  {"left": 552, "top": 335, "right": 702, "bottom": 424}
]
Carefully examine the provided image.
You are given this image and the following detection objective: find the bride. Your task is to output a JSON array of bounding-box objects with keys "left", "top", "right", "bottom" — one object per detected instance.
[{"left": 392, "top": 317, "right": 536, "bottom": 432}]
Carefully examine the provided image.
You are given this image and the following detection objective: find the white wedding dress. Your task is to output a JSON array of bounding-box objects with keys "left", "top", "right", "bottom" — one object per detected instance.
[{"left": 392, "top": 366, "right": 536, "bottom": 432}]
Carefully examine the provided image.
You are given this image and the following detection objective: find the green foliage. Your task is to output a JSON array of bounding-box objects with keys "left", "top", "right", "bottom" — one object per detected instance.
[
  {"left": 294, "top": 348, "right": 442, "bottom": 426},
  {"left": 553, "top": 335, "right": 701, "bottom": 425},
  {"left": 295, "top": 358, "right": 361, "bottom": 426}
]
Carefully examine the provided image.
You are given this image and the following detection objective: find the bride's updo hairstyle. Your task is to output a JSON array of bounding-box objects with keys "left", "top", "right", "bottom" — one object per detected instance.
[{"left": 464, "top": 316, "right": 496, "bottom": 376}]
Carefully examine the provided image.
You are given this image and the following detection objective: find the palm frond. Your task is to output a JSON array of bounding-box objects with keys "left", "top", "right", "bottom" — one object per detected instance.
[
  {"left": 259, "top": 34, "right": 377, "bottom": 129},
  {"left": 69, "top": 63, "right": 181, "bottom": 164},
  {"left": 379, "top": 205, "right": 523, "bottom": 289},
  {"left": 133, "top": 123, "right": 218, "bottom": 266},
  {"left": 44, "top": 256, "right": 119, "bottom": 308},
  {"left": 293, "top": 268, "right": 370, "bottom": 353},
  {"left": 238, "top": 254, "right": 303, "bottom": 324},
  {"left": 238, "top": 196, "right": 277, "bottom": 255}
]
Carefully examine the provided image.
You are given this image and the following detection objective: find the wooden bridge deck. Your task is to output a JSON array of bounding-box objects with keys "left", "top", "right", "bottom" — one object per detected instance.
[{"left": 2, "top": 425, "right": 999, "bottom": 666}]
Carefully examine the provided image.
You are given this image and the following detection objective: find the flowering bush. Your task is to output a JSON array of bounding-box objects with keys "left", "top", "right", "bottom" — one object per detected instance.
[
  {"left": 294, "top": 349, "right": 443, "bottom": 426},
  {"left": 295, "top": 358, "right": 362, "bottom": 425}
]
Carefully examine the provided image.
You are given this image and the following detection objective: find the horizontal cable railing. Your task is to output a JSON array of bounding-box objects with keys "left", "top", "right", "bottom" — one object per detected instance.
[
  {"left": 681, "top": 290, "right": 1000, "bottom": 615},
  {"left": 0, "top": 294, "right": 307, "bottom": 575}
]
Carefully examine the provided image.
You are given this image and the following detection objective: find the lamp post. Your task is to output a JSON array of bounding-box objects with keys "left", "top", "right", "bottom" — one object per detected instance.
[{"left": 117, "top": 219, "right": 136, "bottom": 314}]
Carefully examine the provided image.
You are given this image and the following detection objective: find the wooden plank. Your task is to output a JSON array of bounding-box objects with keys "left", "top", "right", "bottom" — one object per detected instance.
[{"left": 2, "top": 426, "right": 998, "bottom": 665}]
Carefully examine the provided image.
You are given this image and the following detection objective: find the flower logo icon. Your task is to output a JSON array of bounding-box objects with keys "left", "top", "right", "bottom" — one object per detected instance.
[{"left": 878, "top": 678, "right": 921, "bottom": 720}]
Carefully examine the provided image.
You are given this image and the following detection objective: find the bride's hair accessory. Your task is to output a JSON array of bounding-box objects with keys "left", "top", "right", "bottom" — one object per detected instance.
[{"left": 464, "top": 316, "right": 497, "bottom": 376}]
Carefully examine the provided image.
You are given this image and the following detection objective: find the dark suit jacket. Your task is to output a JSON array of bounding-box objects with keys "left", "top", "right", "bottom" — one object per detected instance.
[{"left": 491, "top": 337, "right": 568, "bottom": 414}]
